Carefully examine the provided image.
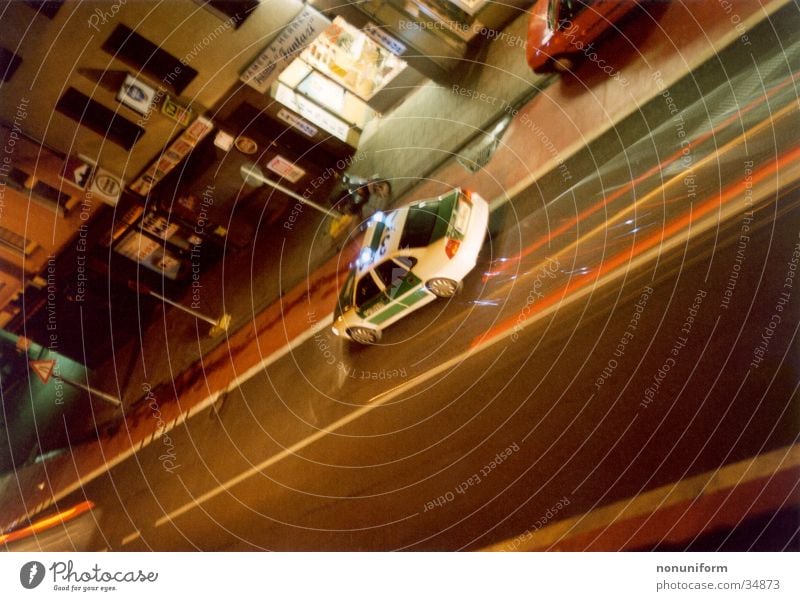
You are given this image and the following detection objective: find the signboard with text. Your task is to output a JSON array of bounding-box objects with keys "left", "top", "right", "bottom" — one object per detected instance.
[
  {"left": 117, "top": 74, "right": 157, "bottom": 115},
  {"left": 129, "top": 115, "right": 214, "bottom": 196},
  {"left": 240, "top": 5, "right": 330, "bottom": 93},
  {"left": 266, "top": 155, "right": 306, "bottom": 183}
]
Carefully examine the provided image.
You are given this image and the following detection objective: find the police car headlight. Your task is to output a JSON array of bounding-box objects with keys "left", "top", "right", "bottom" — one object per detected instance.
[{"left": 357, "top": 247, "right": 374, "bottom": 268}]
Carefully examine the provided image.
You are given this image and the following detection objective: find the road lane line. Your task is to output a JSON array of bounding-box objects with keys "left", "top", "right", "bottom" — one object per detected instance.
[
  {"left": 10, "top": 315, "right": 335, "bottom": 530},
  {"left": 155, "top": 146, "right": 800, "bottom": 527},
  {"left": 483, "top": 443, "right": 800, "bottom": 551},
  {"left": 154, "top": 345, "right": 500, "bottom": 527}
]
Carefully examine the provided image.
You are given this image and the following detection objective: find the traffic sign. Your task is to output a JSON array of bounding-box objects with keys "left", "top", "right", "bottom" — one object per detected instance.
[
  {"left": 60, "top": 156, "right": 95, "bottom": 189},
  {"left": 90, "top": 166, "right": 123, "bottom": 206},
  {"left": 29, "top": 359, "right": 56, "bottom": 385}
]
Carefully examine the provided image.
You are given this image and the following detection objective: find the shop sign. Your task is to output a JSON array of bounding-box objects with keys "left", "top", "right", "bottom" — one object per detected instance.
[
  {"left": 240, "top": 4, "right": 330, "bottom": 93},
  {"left": 129, "top": 115, "right": 214, "bottom": 196},
  {"left": 90, "top": 166, "right": 124, "bottom": 206},
  {"left": 301, "top": 17, "right": 406, "bottom": 101},
  {"left": 266, "top": 155, "right": 305, "bottom": 183},
  {"left": 275, "top": 83, "right": 349, "bottom": 143},
  {"left": 363, "top": 22, "right": 407, "bottom": 56},
  {"left": 141, "top": 213, "right": 180, "bottom": 240},
  {"left": 115, "top": 230, "right": 181, "bottom": 280},
  {"left": 277, "top": 108, "right": 318, "bottom": 138},
  {"left": 161, "top": 96, "right": 192, "bottom": 126},
  {"left": 234, "top": 136, "right": 259, "bottom": 155},
  {"left": 118, "top": 74, "right": 157, "bottom": 115},
  {"left": 214, "top": 130, "right": 235, "bottom": 151}
]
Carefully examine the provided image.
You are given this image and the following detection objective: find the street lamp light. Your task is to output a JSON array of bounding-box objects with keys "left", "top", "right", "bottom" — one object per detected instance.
[{"left": 239, "top": 161, "right": 343, "bottom": 219}]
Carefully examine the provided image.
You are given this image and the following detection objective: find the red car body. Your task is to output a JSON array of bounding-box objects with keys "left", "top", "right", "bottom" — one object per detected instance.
[{"left": 526, "top": 0, "right": 640, "bottom": 73}]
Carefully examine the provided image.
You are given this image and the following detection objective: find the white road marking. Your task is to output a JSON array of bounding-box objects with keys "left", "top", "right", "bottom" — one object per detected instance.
[
  {"left": 10, "top": 0, "right": 791, "bottom": 530},
  {"left": 155, "top": 345, "right": 505, "bottom": 526},
  {"left": 155, "top": 138, "right": 800, "bottom": 527},
  {"left": 14, "top": 315, "right": 333, "bottom": 526}
]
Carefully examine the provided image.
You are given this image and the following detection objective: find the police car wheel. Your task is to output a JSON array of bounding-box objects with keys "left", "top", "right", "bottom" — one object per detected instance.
[
  {"left": 348, "top": 327, "right": 381, "bottom": 344},
  {"left": 426, "top": 278, "right": 460, "bottom": 298}
]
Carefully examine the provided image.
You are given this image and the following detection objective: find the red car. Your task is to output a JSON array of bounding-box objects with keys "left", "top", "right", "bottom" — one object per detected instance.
[{"left": 526, "top": 0, "right": 640, "bottom": 73}]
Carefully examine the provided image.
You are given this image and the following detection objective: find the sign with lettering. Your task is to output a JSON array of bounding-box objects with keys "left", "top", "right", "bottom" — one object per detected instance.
[
  {"left": 240, "top": 5, "right": 330, "bottom": 93},
  {"left": 161, "top": 96, "right": 192, "bottom": 126},
  {"left": 277, "top": 108, "right": 318, "bottom": 138},
  {"left": 90, "top": 166, "right": 123, "bottom": 206},
  {"left": 129, "top": 115, "right": 214, "bottom": 196},
  {"left": 363, "top": 22, "right": 407, "bottom": 56},
  {"left": 266, "top": 155, "right": 305, "bottom": 183},
  {"left": 117, "top": 74, "right": 156, "bottom": 115},
  {"left": 60, "top": 156, "right": 95, "bottom": 189}
]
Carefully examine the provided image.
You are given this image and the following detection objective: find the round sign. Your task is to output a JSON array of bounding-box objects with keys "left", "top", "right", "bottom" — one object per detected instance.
[
  {"left": 234, "top": 136, "right": 258, "bottom": 155},
  {"left": 95, "top": 174, "right": 121, "bottom": 196}
]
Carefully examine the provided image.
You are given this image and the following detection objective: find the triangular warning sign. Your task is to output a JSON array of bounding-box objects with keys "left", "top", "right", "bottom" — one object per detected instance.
[{"left": 29, "top": 359, "right": 56, "bottom": 385}]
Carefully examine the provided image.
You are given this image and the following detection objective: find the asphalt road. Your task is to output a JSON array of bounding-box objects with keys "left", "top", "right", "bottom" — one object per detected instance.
[{"left": 9, "top": 6, "right": 800, "bottom": 551}]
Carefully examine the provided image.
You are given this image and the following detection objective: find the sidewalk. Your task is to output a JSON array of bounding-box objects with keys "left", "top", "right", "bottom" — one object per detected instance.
[
  {"left": 352, "top": 13, "right": 540, "bottom": 203},
  {"left": 1, "top": 0, "right": 786, "bottom": 534}
]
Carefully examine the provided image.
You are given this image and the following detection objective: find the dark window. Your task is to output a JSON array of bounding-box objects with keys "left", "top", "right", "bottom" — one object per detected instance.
[
  {"left": 554, "top": 0, "right": 592, "bottom": 29},
  {"left": 336, "top": 269, "right": 356, "bottom": 314},
  {"left": 373, "top": 260, "right": 409, "bottom": 291},
  {"left": 102, "top": 24, "right": 198, "bottom": 94},
  {"left": 56, "top": 87, "right": 144, "bottom": 150},
  {"left": 4, "top": 166, "right": 30, "bottom": 189},
  {"left": 31, "top": 180, "right": 70, "bottom": 210},
  {"left": 0, "top": 47, "right": 22, "bottom": 82},
  {"left": 399, "top": 203, "right": 440, "bottom": 249},
  {"left": 355, "top": 273, "right": 383, "bottom": 308},
  {"left": 394, "top": 256, "right": 417, "bottom": 270},
  {"left": 25, "top": 1, "right": 64, "bottom": 19},
  {"left": 0, "top": 225, "right": 34, "bottom": 256},
  {"left": 200, "top": 0, "right": 259, "bottom": 29}
]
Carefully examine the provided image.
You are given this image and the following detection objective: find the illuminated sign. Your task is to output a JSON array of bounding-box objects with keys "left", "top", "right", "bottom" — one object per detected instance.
[
  {"left": 161, "top": 96, "right": 192, "bottom": 126},
  {"left": 240, "top": 4, "right": 330, "bottom": 93},
  {"left": 363, "top": 22, "right": 407, "bottom": 56},
  {"left": 277, "top": 107, "right": 318, "bottom": 138},
  {"left": 266, "top": 155, "right": 306, "bottom": 183},
  {"left": 129, "top": 115, "right": 214, "bottom": 196},
  {"left": 300, "top": 17, "right": 406, "bottom": 101},
  {"left": 275, "top": 82, "right": 349, "bottom": 142}
]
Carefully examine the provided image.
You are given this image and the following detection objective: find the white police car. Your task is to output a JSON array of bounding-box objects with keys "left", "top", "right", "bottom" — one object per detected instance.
[{"left": 331, "top": 188, "right": 489, "bottom": 344}]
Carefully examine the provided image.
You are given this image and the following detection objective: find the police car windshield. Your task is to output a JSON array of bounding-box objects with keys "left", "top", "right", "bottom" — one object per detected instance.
[{"left": 399, "top": 203, "right": 439, "bottom": 249}]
